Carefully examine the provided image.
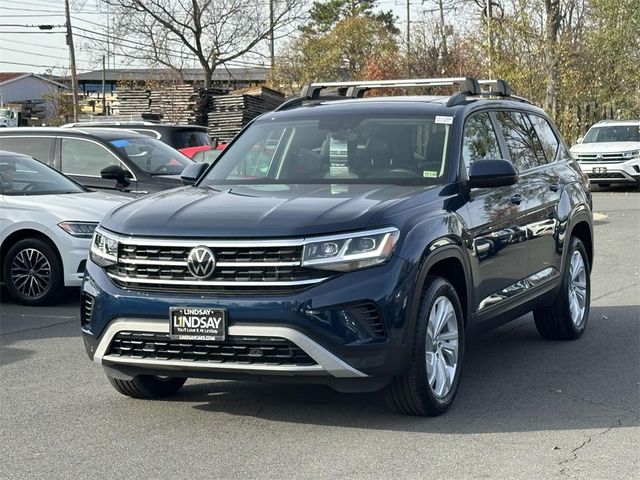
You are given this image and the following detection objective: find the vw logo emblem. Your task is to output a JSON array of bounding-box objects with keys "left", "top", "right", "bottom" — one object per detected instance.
[
  {"left": 187, "top": 246, "right": 216, "bottom": 279},
  {"left": 596, "top": 154, "right": 603, "bottom": 160}
]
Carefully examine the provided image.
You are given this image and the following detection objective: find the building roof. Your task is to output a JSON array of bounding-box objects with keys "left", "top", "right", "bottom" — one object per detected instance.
[
  {"left": 77, "top": 67, "right": 269, "bottom": 83},
  {"left": 0, "top": 72, "right": 68, "bottom": 89}
]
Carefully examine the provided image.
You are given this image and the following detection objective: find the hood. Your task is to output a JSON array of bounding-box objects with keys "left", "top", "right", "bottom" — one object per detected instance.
[
  {"left": 570, "top": 141, "right": 640, "bottom": 154},
  {"left": 4, "top": 191, "right": 128, "bottom": 222},
  {"left": 102, "top": 183, "right": 437, "bottom": 237}
]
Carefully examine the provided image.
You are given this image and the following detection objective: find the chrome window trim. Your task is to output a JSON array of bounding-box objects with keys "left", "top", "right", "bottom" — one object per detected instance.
[{"left": 93, "top": 318, "right": 368, "bottom": 378}]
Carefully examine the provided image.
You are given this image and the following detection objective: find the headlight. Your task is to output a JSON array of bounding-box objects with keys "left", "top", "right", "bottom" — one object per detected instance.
[
  {"left": 622, "top": 150, "right": 639, "bottom": 159},
  {"left": 302, "top": 227, "right": 399, "bottom": 272},
  {"left": 90, "top": 228, "right": 119, "bottom": 267},
  {"left": 58, "top": 222, "right": 98, "bottom": 238}
]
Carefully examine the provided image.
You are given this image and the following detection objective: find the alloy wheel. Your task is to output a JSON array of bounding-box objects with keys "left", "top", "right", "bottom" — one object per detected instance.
[
  {"left": 568, "top": 250, "right": 587, "bottom": 327},
  {"left": 425, "top": 296, "right": 459, "bottom": 398},
  {"left": 10, "top": 248, "right": 52, "bottom": 299}
]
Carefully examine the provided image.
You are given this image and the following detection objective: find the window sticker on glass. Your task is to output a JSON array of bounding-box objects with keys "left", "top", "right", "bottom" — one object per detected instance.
[
  {"left": 435, "top": 116, "right": 454, "bottom": 125},
  {"left": 329, "top": 136, "right": 349, "bottom": 177},
  {"left": 111, "top": 139, "right": 130, "bottom": 148},
  {"left": 423, "top": 170, "right": 438, "bottom": 178}
]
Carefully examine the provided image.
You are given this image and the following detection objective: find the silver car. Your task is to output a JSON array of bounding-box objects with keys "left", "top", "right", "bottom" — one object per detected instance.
[{"left": 0, "top": 151, "right": 128, "bottom": 305}]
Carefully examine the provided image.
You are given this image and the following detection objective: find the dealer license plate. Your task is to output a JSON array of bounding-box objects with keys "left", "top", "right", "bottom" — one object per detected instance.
[
  {"left": 593, "top": 167, "right": 607, "bottom": 174},
  {"left": 169, "top": 307, "right": 227, "bottom": 341}
]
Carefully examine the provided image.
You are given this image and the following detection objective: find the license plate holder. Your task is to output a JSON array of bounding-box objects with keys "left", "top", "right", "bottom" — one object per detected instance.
[
  {"left": 169, "top": 307, "right": 227, "bottom": 341},
  {"left": 593, "top": 167, "right": 607, "bottom": 174}
]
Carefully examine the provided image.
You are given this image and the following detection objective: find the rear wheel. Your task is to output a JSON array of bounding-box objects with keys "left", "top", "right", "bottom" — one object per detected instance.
[
  {"left": 2, "top": 238, "right": 64, "bottom": 306},
  {"left": 534, "top": 237, "right": 590, "bottom": 340},
  {"left": 106, "top": 374, "right": 186, "bottom": 399},
  {"left": 385, "top": 276, "right": 465, "bottom": 416}
]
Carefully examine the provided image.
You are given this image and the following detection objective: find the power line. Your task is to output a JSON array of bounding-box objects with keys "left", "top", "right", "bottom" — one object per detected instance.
[
  {"left": 6, "top": 38, "right": 69, "bottom": 51},
  {"left": 0, "top": 59, "right": 93, "bottom": 71},
  {"left": 2, "top": 46, "right": 95, "bottom": 63}
]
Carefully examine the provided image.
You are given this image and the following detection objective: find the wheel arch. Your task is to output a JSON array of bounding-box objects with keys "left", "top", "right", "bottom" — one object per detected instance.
[
  {"left": 568, "top": 219, "right": 593, "bottom": 270},
  {"left": 404, "top": 242, "right": 473, "bottom": 344},
  {"left": 0, "top": 229, "right": 63, "bottom": 281}
]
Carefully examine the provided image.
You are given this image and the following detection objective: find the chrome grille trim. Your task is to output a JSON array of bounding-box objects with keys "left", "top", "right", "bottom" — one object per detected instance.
[
  {"left": 106, "top": 273, "right": 329, "bottom": 287},
  {"left": 118, "top": 258, "right": 301, "bottom": 268}
]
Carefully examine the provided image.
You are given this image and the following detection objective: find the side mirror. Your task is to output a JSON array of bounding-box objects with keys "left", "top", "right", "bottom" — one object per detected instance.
[
  {"left": 180, "top": 162, "right": 208, "bottom": 185},
  {"left": 576, "top": 136, "right": 583, "bottom": 144},
  {"left": 468, "top": 159, "right": 518, "bottom": 189},
  {"left": 101, "top": 165, "right": 130, "bottom": 187}
]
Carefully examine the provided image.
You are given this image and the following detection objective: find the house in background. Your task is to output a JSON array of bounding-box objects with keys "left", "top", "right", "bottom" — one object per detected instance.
[{"left": 0, "top": 72, "right": 69, "bottom": 125}]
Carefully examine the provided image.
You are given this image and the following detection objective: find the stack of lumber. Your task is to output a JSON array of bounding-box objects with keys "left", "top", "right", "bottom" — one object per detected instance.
[
  {"left": 149, "top": 85, "right": 196, "bottom": 124},
  {"left": 114, "top": 89, "right": 150, "bottom": 117},
  {"left": 207, "top": 87, "right": 284, "bottom": 142},
  {"left": 193, "top": 88, "right": 229, "bottom": 126}
]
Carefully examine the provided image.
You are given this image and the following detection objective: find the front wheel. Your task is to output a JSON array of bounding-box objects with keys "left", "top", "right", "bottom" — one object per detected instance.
[
  {"left": 534, "top": 237, "right": 590, "bottom": 340},
  {"left": 107, "top": 374, "right": 187, "bottom": 399},
  {"left": 385, "top": 276, "right": 465, "bottom": 416},
  {"left": 2, "top": 238, "right": 64, "bottom": 306}
]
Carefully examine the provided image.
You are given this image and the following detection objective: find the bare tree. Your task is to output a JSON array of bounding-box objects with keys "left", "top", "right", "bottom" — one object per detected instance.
[{"left": 101, "top": 0, "right": 304, "bottom": 88}]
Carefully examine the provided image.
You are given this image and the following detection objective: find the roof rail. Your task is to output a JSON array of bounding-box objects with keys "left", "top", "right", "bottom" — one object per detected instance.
[{"left": 299, "top": 77, "right": 481, "bottom": 100}]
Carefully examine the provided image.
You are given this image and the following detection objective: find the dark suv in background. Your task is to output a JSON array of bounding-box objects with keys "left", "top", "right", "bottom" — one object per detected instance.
[
  {"left": 62, "top": 122, "right": 213, "bottom": 159},
  {"left": 0, "top": 128, "right": 193, "bottom": 195},
  {"left": 82, "top": 78, "right": 593, "bottom": 416}
]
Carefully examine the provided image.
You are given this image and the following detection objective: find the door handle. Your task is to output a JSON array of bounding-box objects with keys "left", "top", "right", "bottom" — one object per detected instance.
[
  {"left": 510, "top": 193, "right": 524, "bottom": 205},
  {"left": 549, "top": 183, "right": 560, "bottom": 192}
]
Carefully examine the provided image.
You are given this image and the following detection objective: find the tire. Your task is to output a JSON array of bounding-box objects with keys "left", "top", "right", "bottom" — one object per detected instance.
[
  {"left": 385, "top": 276, "right": 465, "bottom": 416},
  {"left": 107, "top": 374, "right": 186, "bottom": 399},
  {"left": 534, "top": 237, "right": 590, "bottom": 340},
  {"left": 2, "top": 238, "right": 64, "bottom": 306}
]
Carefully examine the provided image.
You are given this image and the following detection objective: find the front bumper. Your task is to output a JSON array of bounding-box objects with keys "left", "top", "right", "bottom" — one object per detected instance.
[
  {"left": 82, "top": 255, "right": 417, "bottom": 381},
  {"left": 577, "top": 159, "right": 640, "bottom": 185}
]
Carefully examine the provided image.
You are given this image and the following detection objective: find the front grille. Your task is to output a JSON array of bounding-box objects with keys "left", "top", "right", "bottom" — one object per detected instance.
[
  {"left": 576, "top": 153, "right": 626, "bottom": 162},
  {"left": 106, "top": 241, "right": 330, "bottom": 293},
  {"left": 80, "top": 293, "right": 94, "bottom": 329},
  {"left": 351, "top": 302, "right": 385, "bottom": 338},
  {"left": 587, "top": 172, "right": 625, "bottom": 179},
  {"left": 106, "top": 331, "right": 317, "bottom": 366}
]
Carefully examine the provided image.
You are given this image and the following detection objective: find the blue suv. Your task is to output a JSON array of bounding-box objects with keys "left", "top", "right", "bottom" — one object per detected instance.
[{"left": 81, "top": 78, "right": 593, "bottom": 416}]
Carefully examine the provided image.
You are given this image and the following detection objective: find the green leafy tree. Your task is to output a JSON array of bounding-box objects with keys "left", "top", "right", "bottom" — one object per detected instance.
[{"left": 301, "top": 0, "right": 398, "bottom": 35}]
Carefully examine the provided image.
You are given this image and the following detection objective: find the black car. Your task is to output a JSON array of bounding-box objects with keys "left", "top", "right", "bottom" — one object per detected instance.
[
  {"left": 0, "top": 128, "right": 193, "bottom": 195},
  {"left": 62, "top": 122, "right": 212, "bottom": 159},
  {"left": 82, "top": 78, "right": 594, "bottom": 416}
]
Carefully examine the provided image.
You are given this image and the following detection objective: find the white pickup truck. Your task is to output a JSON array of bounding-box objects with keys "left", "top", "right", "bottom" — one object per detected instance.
[{"left": 0, "top": 108, "right": 19, "bottom": 128}]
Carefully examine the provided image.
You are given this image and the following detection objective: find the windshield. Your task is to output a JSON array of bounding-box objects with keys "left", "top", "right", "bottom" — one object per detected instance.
[
  {"left": 0, "top": 109, "right": 11, "bottom": 118},
  {"left": 583, "top": 125, "right": 640, "bottom": 143},
  {"left": 109, "top": 136, "right": 193, "bottom": 175},
  {"left": 171, "top": 130, "right": 211, "bottom": 149},
  {"left": 0, "top": 155, "right": 85, "bottom": 196},
  {"left": 200, "top": 115, "right": 450, "bottom": 186}
]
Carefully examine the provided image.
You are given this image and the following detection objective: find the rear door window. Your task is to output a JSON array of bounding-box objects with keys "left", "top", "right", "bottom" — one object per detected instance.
[
  {"left": 495, "top": 111, "right": 545, "bottom": 171},
  {"left": 462, "top": 112, "right": 502, "bottom": 171},
  {"left": 528, "top": 114, "right": 559, "bottom": 163},
  {"left": 0, "top": 137, "right": 54, "bottom": 165},
  {"left": 61, "top": 138, "right": 121, "bottom": 177}
]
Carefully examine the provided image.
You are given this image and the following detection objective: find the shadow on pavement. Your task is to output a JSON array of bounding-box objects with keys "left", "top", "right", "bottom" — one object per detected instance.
[{"left": 167, "top": 305, "right": 639, "bottom": 433}]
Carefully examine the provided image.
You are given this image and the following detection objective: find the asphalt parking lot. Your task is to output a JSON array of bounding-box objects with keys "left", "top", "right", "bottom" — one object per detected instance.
[{"left": 1, "top": 187, "right": 638, "bottom": 480}]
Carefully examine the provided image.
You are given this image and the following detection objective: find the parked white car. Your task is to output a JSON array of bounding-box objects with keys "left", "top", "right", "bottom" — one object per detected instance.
[
  {"left": 1, "top": 151, "right": 128, "bottom": 305},
  {"left": 570, "top": 120, "right": 640, "bottom": 189}
]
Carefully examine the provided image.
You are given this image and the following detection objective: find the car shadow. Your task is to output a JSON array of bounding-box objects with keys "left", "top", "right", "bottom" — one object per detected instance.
[{"left": 167, "top": 305, "right": 639, "bottom": 433}]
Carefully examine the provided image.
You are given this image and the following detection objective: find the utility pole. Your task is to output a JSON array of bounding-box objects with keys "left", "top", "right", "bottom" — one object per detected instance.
[
  {"left": 102, "top": 55, "right": 106, "bottom": 116},
  {"left": 406, "top": 0, "right": 411, "bottom": 76},
  {"left": 486, "top": 0, "right": 493, "bottom": 78},
  {"left": 269, "top": 0, "right": 275, "bottom": 69},
  {"left": 64, "top": 0, "right": 79, "bottom": 122}
]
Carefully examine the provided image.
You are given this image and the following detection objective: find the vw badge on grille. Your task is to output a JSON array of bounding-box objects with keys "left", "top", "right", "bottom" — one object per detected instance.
[
  {"left": 596, "top": 154, "right": 603, "bottom": 160},
  {"left": 187, "top": 246, "right": 216, "bottom": 279}
]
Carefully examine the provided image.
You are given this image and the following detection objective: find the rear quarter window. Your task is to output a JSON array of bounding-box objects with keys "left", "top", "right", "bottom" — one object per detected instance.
[{"left": 0, "top": 136, "right": 54, "bottom": 166}]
